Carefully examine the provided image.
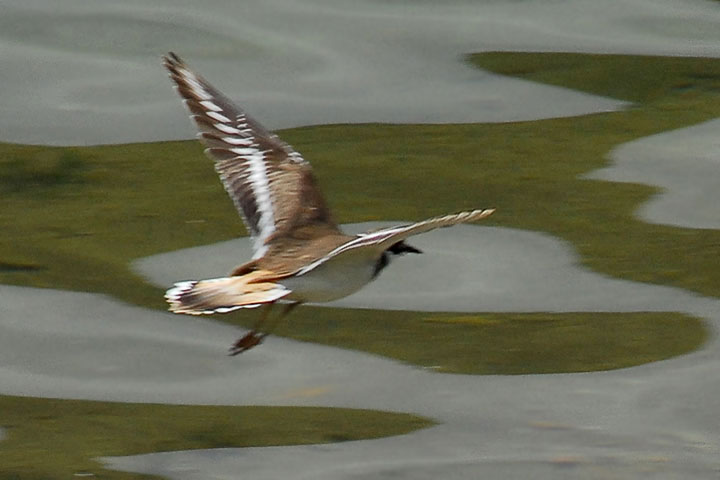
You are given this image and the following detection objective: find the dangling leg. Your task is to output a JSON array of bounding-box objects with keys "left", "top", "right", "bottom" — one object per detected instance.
[
  {"left": 228, "top": 302, "right": 300, "bottom": 355},
  {"left": 256, "top": 302, "right": 300, "bottom": 342},
  {"left": 229, "top": 303, "right": 274, "bottom": 356}
]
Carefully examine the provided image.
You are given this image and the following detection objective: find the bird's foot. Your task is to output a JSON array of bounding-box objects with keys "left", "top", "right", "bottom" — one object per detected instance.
[{"left": 228, "top": 331, "right": 266, "bottom": 356}]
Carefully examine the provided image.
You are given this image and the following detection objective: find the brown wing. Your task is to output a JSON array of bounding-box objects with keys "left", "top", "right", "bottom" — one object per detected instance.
[
  {"left": 294, "top": 209, "right": 496, "bottom": 276},
  {"left": 162, "top": 52, "right": 339, "bottom": 259}
]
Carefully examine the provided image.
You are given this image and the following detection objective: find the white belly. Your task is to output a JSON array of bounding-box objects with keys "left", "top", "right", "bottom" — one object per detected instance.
[{"left": 280, "top": 251, "right": 379, "bottom": 303}]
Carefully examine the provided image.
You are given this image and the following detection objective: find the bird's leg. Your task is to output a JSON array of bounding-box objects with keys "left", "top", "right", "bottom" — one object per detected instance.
[
  {"left": 228, "top": 302, "right": 301, "bottom": 356},
  {"left": 229, "top": 303, "right": 274, "bottom": 355},
  {"left": 257, "top": 302, "right": 300, "bottom": 342}
]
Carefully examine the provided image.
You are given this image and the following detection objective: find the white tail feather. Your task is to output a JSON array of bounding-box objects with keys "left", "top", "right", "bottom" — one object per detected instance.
[{"left": 165, "top": 274, "right": 290, "bottom": 315}]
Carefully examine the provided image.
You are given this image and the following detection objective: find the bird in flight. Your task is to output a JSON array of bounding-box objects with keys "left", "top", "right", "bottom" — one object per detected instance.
[{"left": 162, "top": 52, "right": 494, "bottom": 355}]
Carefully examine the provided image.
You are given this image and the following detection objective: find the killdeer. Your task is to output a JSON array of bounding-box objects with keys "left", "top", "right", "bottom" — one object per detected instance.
[{"left": 162, "top": 52, "right": 495, "bottom": 354}]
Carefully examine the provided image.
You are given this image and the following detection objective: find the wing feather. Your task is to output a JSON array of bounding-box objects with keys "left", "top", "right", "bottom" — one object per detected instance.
[
  {"left": 295, "top": 209, "right": 495, "bottom": 276},
  {"left": 162, "top": 52, "right": 338, "bottom": 259}
]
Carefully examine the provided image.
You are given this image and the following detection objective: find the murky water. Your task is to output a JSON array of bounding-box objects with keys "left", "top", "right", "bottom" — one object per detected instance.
[
  {"left": 17, "top": 0, "right": 720, "bottom": 145},
  {"left": 2, "top": 0, "right": 720, "bottom": 478},
  {"left": 587, "top": 118, "right": 720, "bottom": 230}
]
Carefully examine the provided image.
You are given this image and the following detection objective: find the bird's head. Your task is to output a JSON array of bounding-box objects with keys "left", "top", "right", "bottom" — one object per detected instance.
[
  {"left": 387, "top": 241, "right": 422, "bottom": 256},
  {"left": 372, "top": 241, "right": 422, "bottom": 279}
]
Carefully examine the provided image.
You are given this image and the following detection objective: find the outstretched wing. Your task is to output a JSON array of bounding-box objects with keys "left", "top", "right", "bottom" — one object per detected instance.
[
  {"left": 163, "top": 52, "right": 338, "bottom": 259},
  {"left": 295, "top": 208, "right": 495, "bottom": 276}
]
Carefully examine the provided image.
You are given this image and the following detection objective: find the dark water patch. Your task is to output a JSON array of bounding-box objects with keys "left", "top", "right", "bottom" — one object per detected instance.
[{"left": 0, "top": 261, "right": 45, "bottom": 273}]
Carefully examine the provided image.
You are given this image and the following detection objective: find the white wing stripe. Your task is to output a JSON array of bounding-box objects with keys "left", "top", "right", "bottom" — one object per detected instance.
[
  {"left": 230, "top": 147, "right": 261, "bottom": 156},
  {"left": 223, "top": 136, "right": 253, "bottom": 146},
  {"left": 215, "top": 123, "right": 242, "bottom": 135},
  {"left": 182, "top": 72, "right": 212, "bottom": 101},
  {"left": 207, "top": 111, "right": 232, "bottom": 123},
  {"left": 245, "top": 149, "right": 276, "bottom": 258},
  {"left": 357, "top": 227, "right": 407, "bottom": 241},
  {"left": 200, "top": 100, "right": 222, "bottom": 111}
]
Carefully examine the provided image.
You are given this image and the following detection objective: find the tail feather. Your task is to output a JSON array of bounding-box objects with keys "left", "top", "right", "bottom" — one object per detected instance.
[{"left": 165, "top": 273, "right": 290, "bottom": 315}]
